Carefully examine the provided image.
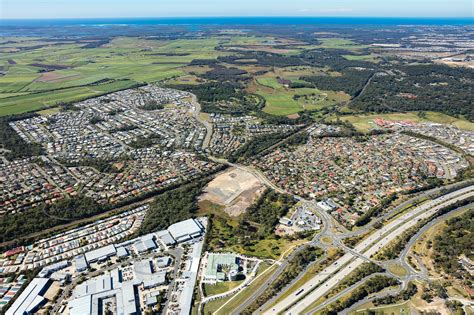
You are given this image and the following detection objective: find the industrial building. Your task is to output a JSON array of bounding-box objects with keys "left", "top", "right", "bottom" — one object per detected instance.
[
  {"left": 38, "top": 260, "right": 69, "bottom": 278},
  {"left": 84, "top": 244, "right": 117, "bottom": 263},
  {"left": 68, "top": 269, "right": 138, "bottom": 315},
  {"left": 204, "top": 253, "right": 240, "bottom": 282},
  {"left": 74, "top": 255, "right": 88, "bottom": 273},
  {"left": 156, "top": 230, "right": 176, "bottom": 246},
  {"left": 6, "top": 278, "right": 51, "bottom": 315},
  {"left": 167, "top": 218, "right": 204, "bottom": 243},
  {"left": 133, "top": 234, "right": 158, "bottom": 253}
]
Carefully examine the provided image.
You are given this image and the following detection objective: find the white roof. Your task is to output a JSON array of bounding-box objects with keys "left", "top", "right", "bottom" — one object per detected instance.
[
  {"left": 68, "top": 295, "right": 92, "bottom": 315},
  {"left": 6, "top": 278, "right": 50, "bottom": 315},
  {"left": 85, "top": 244, "right": 116, "bottom": 262},
  {"left": 156, "top": 230, "right": 176, "bottom": 245},
  {"left": 167, "top": 219, "right": 203, "bottom": 243}
]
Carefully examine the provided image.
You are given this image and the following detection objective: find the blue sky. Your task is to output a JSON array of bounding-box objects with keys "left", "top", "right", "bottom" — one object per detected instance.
[{"left": 1, "top": 0, "right": 473, "bottom": 19}]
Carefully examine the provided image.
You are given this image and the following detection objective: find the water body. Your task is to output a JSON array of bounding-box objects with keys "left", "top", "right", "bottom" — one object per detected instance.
[{"left": 2, "top": 16, "right": 473, "bottom": 27}]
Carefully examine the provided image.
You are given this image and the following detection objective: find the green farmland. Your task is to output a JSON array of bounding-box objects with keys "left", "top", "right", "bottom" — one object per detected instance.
[{"left": 0, "top": 36, "right": 228, "bottom": 116}]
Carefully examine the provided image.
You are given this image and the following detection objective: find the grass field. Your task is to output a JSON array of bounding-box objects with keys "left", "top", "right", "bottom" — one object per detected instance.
[
  {"left": 317, "top": 38, "right": 370, "bottom": 51},
  {"left": 202, "top": 261, "right": 273, "bottom": 314},
  {"left": 350, "top": 301, "right": 412, "bottom": 315},
  {"left": 0, "top": 36, "right": 230, "bottom": 116},
  {"left": 343, "top": 54, "right": 379, "bottom": 62},
  {"left": 332, "top": 112, "right": 474, "bottom": 132},
  {"left": 36, "top": 107, "right": 62, "bottom": 116},
  {"left": 0, "top": 79, "right": 140, "bottom": 116},
  {"left": 204, "top": 280, "right": 244, "bottom": 297},
  {"left": 251, "top": 72, "right": 350, "bottom": 116},
  {"left": 211, "top": 263, "right": 277, "bottom": 314},
  {"left": 387, "top": 263, "right": 409, "bottom": 278}
]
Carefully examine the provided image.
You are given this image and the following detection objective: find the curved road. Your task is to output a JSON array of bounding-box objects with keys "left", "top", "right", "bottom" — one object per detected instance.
[{"left": 268, "top": 186, "right": 474, "bottom": 314}]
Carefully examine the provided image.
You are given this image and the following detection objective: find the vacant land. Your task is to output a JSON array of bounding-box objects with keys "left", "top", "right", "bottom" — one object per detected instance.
[
  {"left": 200, "top": 167, "right": 265, "bottom": 217},
  {"left": 250, "top": 72, "right": 350, "bottom": 116}
]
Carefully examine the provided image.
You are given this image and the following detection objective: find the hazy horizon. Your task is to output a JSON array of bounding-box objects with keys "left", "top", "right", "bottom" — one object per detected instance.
[{"left": 2, "top": 0, "right": 473, "bottom": 19}]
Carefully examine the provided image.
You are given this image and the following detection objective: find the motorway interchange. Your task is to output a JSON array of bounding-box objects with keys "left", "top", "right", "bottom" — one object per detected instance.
[{"left": 226, "top": 165, "right": 474, "bottom": 314}]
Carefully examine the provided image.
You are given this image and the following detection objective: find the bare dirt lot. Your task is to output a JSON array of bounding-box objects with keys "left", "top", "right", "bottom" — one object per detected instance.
[{"left": 200, "top": 167, "right": 265, "bottom": 217}]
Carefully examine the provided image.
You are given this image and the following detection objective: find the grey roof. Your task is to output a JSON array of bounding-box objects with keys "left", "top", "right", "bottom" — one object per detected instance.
[
  {"left": 143, "top": 238, "right": 157, "bottom": 250},
  {"left": 84, "top": 244, "right": 116, "bottom": 263},
  {"left": 143, "top": 272, "right": 166, "bottom": 289},
  {"left": 6, "top": 278, "right": 50, "bottom": 315},
  {"left": 72, "top": 274, "right": 114, "bottom": 299},
  {"left": 116, "top": 246, "right": 129, "bottom": 258},
  {"left": 74, "top": 255, "right": 88, "bottom": 272},
  {"left": 167, "top": 219, "right": 203, "bottom": 243},
  {"left": 134, "top": 260, "right": 152, "bottom": 280},
  {"left": 156, "top": 256, "right": 171, "bottom": 268},
  {"left": 156, "top": 230, "right": 176, "bottom": 245}
]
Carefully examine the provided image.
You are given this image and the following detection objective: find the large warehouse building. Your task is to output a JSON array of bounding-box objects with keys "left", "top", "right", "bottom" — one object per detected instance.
[{"left": 167, "top": 218, "right": 204, "bottom": 243}]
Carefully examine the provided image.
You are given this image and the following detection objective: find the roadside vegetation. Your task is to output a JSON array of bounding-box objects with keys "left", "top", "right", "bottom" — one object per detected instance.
[
  {"left": 318, "top": 275, "right": 399, "bottom": 315},
  {"left": 202, "top": 190, "right": 308, "bottom": 259},
  {"left": 373, "top": 198, "right": 474, "bottom": 261},
  {"left": 432, "top": 210, "right": 473, "bottom": 281},
  {"left": 243, "top": 245, "right": 324, "bottom": 313}
]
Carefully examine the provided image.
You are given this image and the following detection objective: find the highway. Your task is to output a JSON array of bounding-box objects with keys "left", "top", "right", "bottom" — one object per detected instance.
[{"left": 265, "top": 185, "right": 474, "bottom": 314}]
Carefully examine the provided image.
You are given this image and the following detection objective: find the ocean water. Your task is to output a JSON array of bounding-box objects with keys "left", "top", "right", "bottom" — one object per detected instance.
[{"left": 1, "top": 16, "right": 473, "bottom": 27}]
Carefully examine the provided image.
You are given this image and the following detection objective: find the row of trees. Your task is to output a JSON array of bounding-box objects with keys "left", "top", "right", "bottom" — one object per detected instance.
[
  {"left": 0, "top": 195, "right": 105, "bottom": 245},
  {"left": 243, "top": 245, "right": 324, "bottom": 313},
  {"left": 0, "top": 167, "right": 223, "bottom": 248},
  {"left": 325, "top": 262, "right": 385, "bottom": 298},
  {"left": 0, "top": 113, "right": 44, "bottom": 160},
  {"left": 320, "top": 275, "right": 399, "bottom": 315},
  {"left": 374, "top": 197, "right": 474, "bottom": 261},
  {"left": 373, "top": 282, "right": 418, "bottom": 306}
]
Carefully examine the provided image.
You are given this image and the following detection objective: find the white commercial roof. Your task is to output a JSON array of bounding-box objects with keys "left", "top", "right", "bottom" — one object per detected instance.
[
  {"left": 68, "top": 295, "right": 92, "bottom": 315},
  {"left": 156, "top": 230, "right": 176, "bottom": 245},
  {"left": 74, "top": 254, "right": 88, "bottom": 272},
  {"left": 85, "top": 244, "right": 116, "bottom": 263},
  {"left": 167, "top": 219, "right": 203, "bottom": 243},
  {"left": 122, "top": 281, "right": 137, "bottom": 315},
  {"left": 6, "top": 278, "right": 50, "bottom": 315}
]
